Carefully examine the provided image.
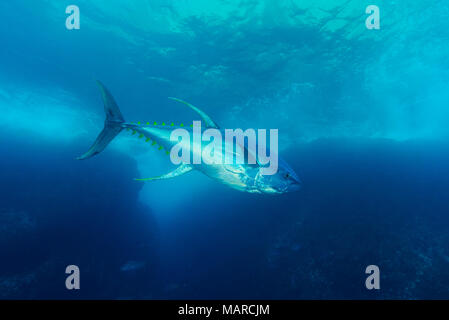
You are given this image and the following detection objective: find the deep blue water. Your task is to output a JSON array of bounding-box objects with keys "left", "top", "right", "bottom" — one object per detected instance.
[{"left": 1, "top": 1, "right": 449, "bottom": 299}]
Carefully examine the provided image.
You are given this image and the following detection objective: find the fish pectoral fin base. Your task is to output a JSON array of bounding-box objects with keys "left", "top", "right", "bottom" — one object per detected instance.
[{"left": 134, "top": 164, "right": 193, "bottom": 182}]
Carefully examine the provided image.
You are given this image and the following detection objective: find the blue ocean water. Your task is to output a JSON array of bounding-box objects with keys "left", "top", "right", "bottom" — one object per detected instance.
[{"left": 0, "top": 1, "right": 449, "bottom": 299}]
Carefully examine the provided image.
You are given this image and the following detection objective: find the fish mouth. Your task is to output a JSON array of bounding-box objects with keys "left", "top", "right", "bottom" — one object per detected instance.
[
  {"left": 294, "top": 179, "right": 303, "bottom": 190},
  {"left": 291, "top": 175, "right": 303, "bottom": 190},
  {"left": 284, "top": 179, "right": 302, "bottom": 193},
  {"left": 289, "top": 183, "right": 302, "bottom": 192}
]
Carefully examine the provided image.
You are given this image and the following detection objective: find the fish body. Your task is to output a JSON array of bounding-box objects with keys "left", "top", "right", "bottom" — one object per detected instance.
[{"left": 78, "top": 81, "right": 301, "bottom": 194}]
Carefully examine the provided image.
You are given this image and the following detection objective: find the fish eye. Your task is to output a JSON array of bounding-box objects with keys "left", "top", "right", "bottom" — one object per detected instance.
[{"left": 284, "top": 173, "right": 290, "bottom": 179}]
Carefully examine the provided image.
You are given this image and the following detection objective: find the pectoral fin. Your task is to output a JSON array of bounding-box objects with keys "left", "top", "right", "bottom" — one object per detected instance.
[
  {"left": 168, "top": 97, "right": 219, "bottom": 129},
  {"left": 134, "top": 164, "right": 193, "bottom": 181}
]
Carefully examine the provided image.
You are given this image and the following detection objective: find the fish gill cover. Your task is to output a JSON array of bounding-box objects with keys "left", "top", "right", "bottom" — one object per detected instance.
[{"left": 0, "top": 0, "right": 448, "bottom": 299}]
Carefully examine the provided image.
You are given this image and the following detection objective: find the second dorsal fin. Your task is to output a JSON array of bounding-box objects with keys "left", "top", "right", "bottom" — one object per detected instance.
[{"left": 168, "top": 97, "right": 219, "bottom": 129}]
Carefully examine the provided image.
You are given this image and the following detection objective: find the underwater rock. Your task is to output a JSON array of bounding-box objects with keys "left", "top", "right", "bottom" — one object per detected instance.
[{"left": 0, "top": 139, "right": 160, "bottom": 298}]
